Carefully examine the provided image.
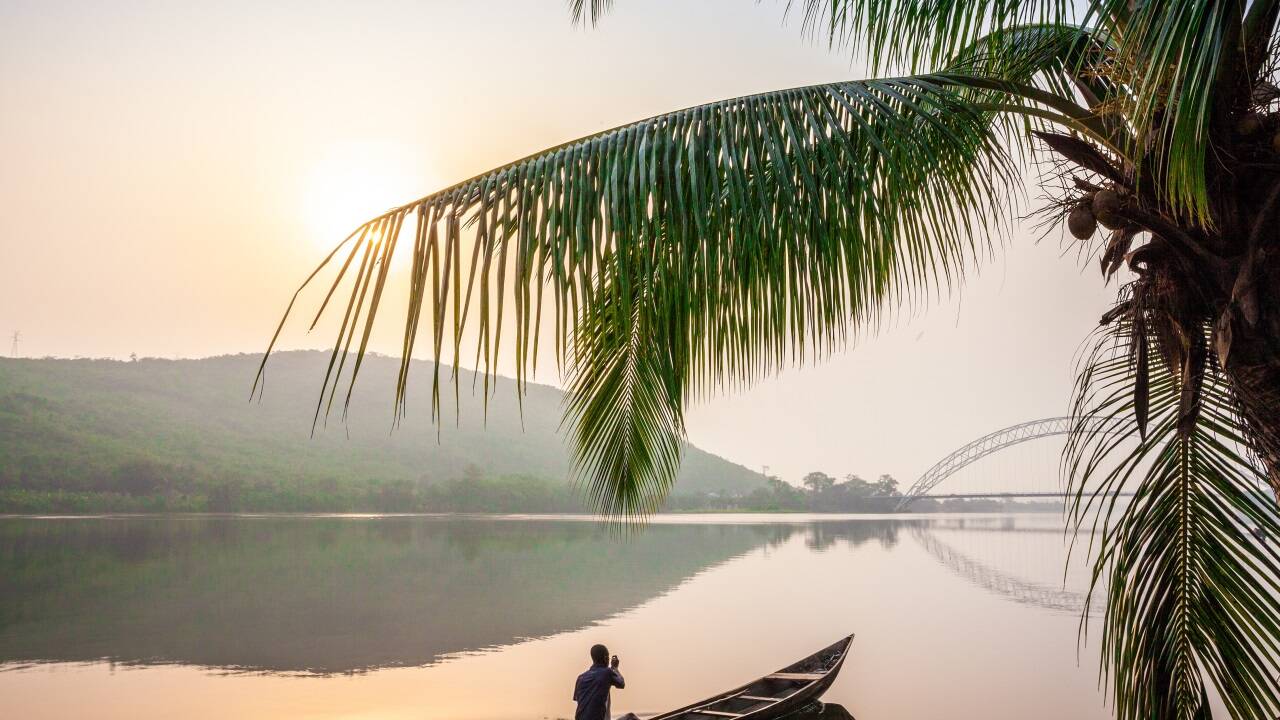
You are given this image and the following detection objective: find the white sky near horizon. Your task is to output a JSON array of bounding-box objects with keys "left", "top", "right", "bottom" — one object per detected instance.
[{"left": 0, "top": 0, "right": 1115, "bottom": 484}]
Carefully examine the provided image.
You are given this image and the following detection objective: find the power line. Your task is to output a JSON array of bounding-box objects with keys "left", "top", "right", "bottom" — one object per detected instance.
[{"left": 9, "top": 331, "right": 19, "bottom": 357}]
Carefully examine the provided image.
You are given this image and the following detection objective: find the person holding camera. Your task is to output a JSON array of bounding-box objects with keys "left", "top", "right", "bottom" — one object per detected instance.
[{"left": 572, "top": 643, "right": 628, "bottom": 720}]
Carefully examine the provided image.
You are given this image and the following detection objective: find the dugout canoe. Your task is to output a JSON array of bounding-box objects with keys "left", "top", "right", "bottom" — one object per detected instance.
[{"left": 646, "top": 634, "right": 854, "bottom": 720}]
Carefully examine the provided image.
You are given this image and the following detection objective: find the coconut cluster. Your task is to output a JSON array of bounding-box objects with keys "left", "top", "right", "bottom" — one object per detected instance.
[
  {"left": 1232, "top": 90, "right": 1280, "bottom": 171},
  {"left": 1234, "top": 110, "right": 1280, "bottom": 153},
  {"left": 1065, "top": 105, "right": 1280, "bottom": 242},
  {"left": 1067, "top": 188, "right": 1126, "bottom": 240}
]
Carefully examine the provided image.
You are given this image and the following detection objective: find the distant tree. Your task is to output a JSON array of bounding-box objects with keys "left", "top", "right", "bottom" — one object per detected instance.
[
  {"left": 765, "top": 476, "right": 789, "bottom": 492},
  {"left": 840, "top": 474, "right": 874, "bottom": 497},
  {"left": 874, "top": 474, "right": 900, "bottom": 497},
  {"left": 206, "top": 477, "right": 244, "bottom": 512},
  {"left": 375, "top": 480, "right": 416, "bottom": 512},
  {"left": 742, "top": 476, "right": 805, "bottom": 511},
  {"left": 109, "top": 460, "right": 168, "bottom": 497},
  {"left": 802, "top": 472, "right": 835, "bottom": 494}
]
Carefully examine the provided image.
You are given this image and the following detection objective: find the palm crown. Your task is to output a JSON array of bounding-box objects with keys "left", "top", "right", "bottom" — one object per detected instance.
[{"left": 260, "top": 1, "right": 1280, "bottom": 717}]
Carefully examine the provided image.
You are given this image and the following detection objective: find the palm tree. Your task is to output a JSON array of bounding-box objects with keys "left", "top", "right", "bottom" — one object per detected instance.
[{"left": 259, "top": 1, "right": 1280, "bottom": 716}]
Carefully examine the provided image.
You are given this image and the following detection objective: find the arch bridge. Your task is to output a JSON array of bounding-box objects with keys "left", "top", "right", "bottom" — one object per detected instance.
[{"left": 895, "top": 417, "right": 1095, "bottom": 510}]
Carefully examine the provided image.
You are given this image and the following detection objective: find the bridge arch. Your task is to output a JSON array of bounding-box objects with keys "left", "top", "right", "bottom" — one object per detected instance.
[{"left": 896, "top": 417, "right": 1078, "bottom": 510}]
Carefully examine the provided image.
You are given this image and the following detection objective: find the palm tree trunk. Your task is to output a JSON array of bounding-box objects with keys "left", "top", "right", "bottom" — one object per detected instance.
[{"left": 1224, "top": 327, "right": 1280, "bottom": 497}]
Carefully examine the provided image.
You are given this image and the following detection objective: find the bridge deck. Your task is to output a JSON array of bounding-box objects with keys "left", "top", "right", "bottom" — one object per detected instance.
[{"left": 919, "top": 491, "right": 1135, "bottom": 500}]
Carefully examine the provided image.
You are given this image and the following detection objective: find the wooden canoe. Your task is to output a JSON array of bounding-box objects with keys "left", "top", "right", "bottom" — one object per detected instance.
[{"left": 645, "top": 634, "right": 854, "bottom": 720}]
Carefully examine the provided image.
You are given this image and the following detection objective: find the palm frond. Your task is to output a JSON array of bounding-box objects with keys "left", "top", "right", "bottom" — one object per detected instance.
[
  {"left": 568, "top": 0, "right": 613, "bottom": 26},
  {"left": 259, "top": 18, "right": 1133, "bottom": 520},
  {"left": 1067, "top": 292, "right": 1280, "bottom": 719},
  {"left": 587, "top": 0, "right": 1250, "bottom": 220},
  {"left": 946, "top": 23, "right": 1133, "bottom": 153},
  {"left": 786, "top": 0, "right": 1073, "bottom": 75},
  {"left": 1096, "top": 0, "right": 1240, "bottom": 220},
  {"left": 261, "top": 68, "right": 1082, "bottom": 514},
  {"left": 563, "top": 271, "right": 687, "bottom": 519}
]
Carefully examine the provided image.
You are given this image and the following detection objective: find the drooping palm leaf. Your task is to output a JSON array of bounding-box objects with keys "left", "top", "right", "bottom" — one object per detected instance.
[
  {"left": 258, "top": 17, "right": 1111, "bottom": 513},
  {"left": 259, "top": 73, "right": 1068, "bottom": 512},
  {"left": 563, "top": 271, "right": 687, "bottom": 519},
  {"left": 1068, "top": 297, "right": 1280, "bottom": 719}
]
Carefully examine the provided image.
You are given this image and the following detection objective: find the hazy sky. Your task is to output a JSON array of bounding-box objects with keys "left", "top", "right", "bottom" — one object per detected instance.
[{"left": 0, "top": 0, "right": 1114, "bottom": 483}]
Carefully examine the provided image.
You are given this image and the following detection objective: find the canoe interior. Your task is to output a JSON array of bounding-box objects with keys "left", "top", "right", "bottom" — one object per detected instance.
[
  {"left": 774, "top": 637, "right": 850, "bottom": 675},
  {"left": 653, "top": 635, "right": 853, "bottom": 720}
]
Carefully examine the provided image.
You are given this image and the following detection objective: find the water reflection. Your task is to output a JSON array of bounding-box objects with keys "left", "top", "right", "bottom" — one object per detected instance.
[
  {"left": 0, "top": 515, "right": 1110, "bottom": 720},
  {"left": 908, "top": 520, "right": 1100, "bottom": 616},
  {"left": 0, "top": 517, "right": 781, "bottom": 673},
  {"left": 802, "top": 521, "right": 898, "bottom": 552},
  {"left": 0, "top": 516, "right": 906, "bottom": 675}
]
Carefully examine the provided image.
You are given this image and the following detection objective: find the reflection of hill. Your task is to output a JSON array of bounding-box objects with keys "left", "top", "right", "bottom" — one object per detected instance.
[{"left": 0, "top": 517, "right": 788, "bottom": 674}]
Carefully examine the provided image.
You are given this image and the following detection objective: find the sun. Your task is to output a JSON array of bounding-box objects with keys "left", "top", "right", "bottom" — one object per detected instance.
[{"left": 301, "top": 140, "right": 438, "bottom": 265}]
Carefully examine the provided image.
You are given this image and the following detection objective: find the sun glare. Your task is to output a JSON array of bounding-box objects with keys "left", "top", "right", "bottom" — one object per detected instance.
[{"left": 302, "top": 141, "right": 437, "bottom": 266}]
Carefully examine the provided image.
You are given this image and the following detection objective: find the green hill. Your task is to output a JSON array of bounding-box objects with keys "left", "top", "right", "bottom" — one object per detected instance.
[{"left": 0, "top": 352, "right": 763, "bottom": 512}]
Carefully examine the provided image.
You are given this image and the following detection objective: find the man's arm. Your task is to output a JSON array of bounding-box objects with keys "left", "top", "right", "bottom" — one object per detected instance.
[{"left": 609, "top": 655, "right": 625, "bottom": 688}]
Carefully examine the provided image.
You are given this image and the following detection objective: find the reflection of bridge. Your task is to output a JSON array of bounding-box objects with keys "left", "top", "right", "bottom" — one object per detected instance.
[
  {"left": 910, "top": 524, "right": 1101, "bottom": 616},
  {"left": 896, "top": 418, "right": 1097, "bottom": 510}
]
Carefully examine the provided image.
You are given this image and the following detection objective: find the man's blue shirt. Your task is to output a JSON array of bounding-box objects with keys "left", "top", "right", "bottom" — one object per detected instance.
[{"left": 572, "top": 663, "right": 625, "bottom": 720}]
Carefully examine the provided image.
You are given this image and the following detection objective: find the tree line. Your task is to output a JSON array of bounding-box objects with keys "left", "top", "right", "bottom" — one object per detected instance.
[
  {"left": 663, "top": 472, "right": 1058, "bottom": 513},
  {"left": 0, "top": 460, "right": 1049, "bottom": 514}
]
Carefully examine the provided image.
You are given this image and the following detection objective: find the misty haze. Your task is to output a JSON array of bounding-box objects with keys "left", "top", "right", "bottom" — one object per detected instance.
[{"left": 4, "top": 1, "right": 1280, "bottom": 719}]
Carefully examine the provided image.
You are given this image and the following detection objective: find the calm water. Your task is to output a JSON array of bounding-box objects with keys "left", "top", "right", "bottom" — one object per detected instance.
[{"left": 0, "top": 513, "right": 1110, "bottom": 719}]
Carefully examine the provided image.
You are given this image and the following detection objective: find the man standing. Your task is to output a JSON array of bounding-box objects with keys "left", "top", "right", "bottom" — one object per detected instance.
[{"left": 573, "top": 644, "right": 625, "bottom": 720}]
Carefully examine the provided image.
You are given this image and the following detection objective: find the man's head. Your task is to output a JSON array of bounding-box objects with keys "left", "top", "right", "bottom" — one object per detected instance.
[{"left": 590, "top": 644, "right": 609, "bottom": 665}]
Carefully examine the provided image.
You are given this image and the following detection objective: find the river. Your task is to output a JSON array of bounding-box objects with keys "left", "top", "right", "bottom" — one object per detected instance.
[{"left": 0, "top": 513, "right": 1109, "bottom": 719}]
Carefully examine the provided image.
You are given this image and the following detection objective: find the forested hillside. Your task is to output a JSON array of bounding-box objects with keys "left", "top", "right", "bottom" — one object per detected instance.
[{"left": 0, "top": 352, "right": 763, "bottom": 512}]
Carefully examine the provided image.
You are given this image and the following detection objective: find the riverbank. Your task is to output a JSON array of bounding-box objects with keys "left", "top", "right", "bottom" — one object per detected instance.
[{"left": 0, "top": 488, "right": 1063, "bottom": 515}]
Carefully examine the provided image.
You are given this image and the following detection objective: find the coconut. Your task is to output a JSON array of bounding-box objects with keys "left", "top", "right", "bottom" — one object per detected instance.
[
  {"left": 1068, "top": 204, "right": 1098, "bottom": 240},
  {"left": 1237, "top": 112, "right": 1265, "bottom": 136},
  {"left": 1092, "top": 189, "right": 1124, "bottom": 230}
]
